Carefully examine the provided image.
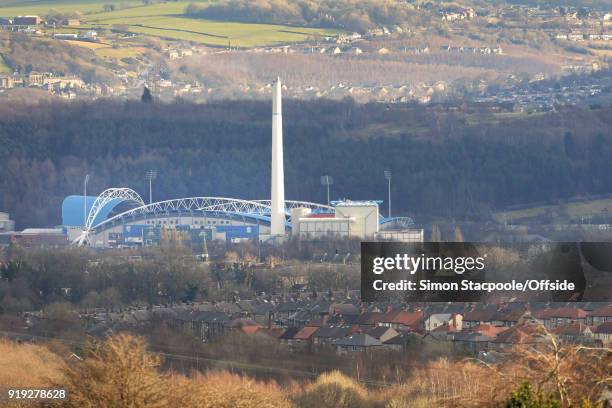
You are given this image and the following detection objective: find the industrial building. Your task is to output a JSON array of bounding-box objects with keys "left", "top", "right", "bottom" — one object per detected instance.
[
  {"left": 292, "top": 201, "right": 381, "bottom": 240},
  {"left": 30, "top": 78, "right": 422, "bottom": 248},
  {"left": 0, "top": 210, "right": 68, "bottom": 248}
]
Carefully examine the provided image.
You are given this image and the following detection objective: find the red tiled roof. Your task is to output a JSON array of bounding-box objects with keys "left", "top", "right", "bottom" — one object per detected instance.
[
  {"left": 493, "top": 322, "right": 546, "bottom": 344},
  {"left": 543, "top": 307, "right": 588, "bottom": 319},
  {"left": 431, "top": 323, "right": 459, "bottom": 333},
  {"left": 552, "top": 322, "right": 591, "bottom": 336},
  {"left": 294, "top": 326, "right": 318, "bottom": 340},
  {"left": 532, "top": 308, "right": 552, "bottom": 319},
  {"left": 241, "top": 325, "right": 263, "bottom": 335},
  {"left": 463, "top": 309, "right": 496, "bottom": 322},
  {"left": 466, "top": 323, "right": 507, "bottom": 338},
  {"left": 379, "top": 310, "right": 423, "bottom": 326}
]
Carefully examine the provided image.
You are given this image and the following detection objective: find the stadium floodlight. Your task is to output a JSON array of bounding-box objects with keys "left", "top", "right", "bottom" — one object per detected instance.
[
  {"left": 83, "top": 174, "right": 90, "bottom": 228},
  {"left": 145, "top": 170, "right": 158, "bottom": 204},
  {"left": 321, "top": 175, "right": 333, "bottom": 206},
  {"left": 384, "top": 170, "right": 392, "bottom": 218}
]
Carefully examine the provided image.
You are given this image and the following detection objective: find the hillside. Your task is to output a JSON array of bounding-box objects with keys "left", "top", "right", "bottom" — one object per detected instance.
[
  {"left": 0, "top": 1, "right": 339, "bottom": 47},
  {"left": 0, "top": 32, "right": 118, "bottom": 83},
  {"left": 1, "top": 98, "right": 611, "bottom": 229}
]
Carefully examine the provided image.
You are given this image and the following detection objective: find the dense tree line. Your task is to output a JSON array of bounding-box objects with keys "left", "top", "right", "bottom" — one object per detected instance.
[
  {"left": 185, "top": 0, "right": 427, "bottom": 33},
  {"left": 0, "top": 242, "right": 361, "bottom": 312},
  {"left": 0, "top": 98, "right": 611, "bottom": 229}
]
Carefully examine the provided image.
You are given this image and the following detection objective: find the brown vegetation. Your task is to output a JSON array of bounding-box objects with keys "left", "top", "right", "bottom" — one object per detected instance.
[
  {"left": 60, "top": 334, "right": 168, "bottom": 408},
  {"left": 0, "top": 338, "right": 65, "bottom": 388},
  {"left": 0, "top": 33, "right": 115, "bottom": 83},
  {"left": 0, "top": 330, "right": 609, "bottom": 408},
  {"left": 59, "top": 333, "right": 291, "bottom": 408}
]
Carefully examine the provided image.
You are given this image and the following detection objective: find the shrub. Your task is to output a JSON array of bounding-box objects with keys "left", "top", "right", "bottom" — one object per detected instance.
[
  {"left": 506, "top": 381, "right": 561, "bottom": 408},
  {"left": 59, "top": 334, "right": 168, "bottom": 408},
  {"left": 295, "top": 370, "right": 370, "bottom": 408}
]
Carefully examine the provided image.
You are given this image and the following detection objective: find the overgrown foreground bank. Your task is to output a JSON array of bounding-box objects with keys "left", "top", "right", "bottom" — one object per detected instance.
[{"left": 0, "top": 334, "right": 609, "bottom": 408}]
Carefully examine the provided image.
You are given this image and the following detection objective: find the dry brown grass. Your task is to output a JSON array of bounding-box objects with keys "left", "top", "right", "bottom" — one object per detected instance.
[
  {"left": 0, "top": 338, "right": 66, "bottom": 388},
  {"left": 58, "top": 333, "right": 291, "bottom": 408},
  {"left": 377, "top": 335, "right": 611, "bottom": 408},
  {"left": 0, "top": 332, "right": 608, "bottom": 408},
  {"left": 170, "top": 371, "right": 292, "bottom": 408},
  {"left": 378, "top": 358, "right": 500, "bottom": 408}
]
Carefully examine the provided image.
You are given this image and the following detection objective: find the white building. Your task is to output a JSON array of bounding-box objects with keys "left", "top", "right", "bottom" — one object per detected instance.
[
  {"left": 292, "top": 200, "right": 380, "bottom": 240},
  {"left": 0, "top": 212, "right": 15, "bottom": 232}
]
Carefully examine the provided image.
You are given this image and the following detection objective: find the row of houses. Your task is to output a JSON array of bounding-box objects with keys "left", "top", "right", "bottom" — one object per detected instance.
[
  {"left": 439, "top": 45, "right": 503, "bottom": 55},
  {"left": 0, "top": 72, "right": 84, "bottom": 91},
  {"left": 440, "top": 7, "right": 476, "bottom": 22},
  {"left": 95, "top": 299, "right": 612, "bottom": 354},
  {"left": 555, "top": 32, "right": 612, "bottom": 41}
]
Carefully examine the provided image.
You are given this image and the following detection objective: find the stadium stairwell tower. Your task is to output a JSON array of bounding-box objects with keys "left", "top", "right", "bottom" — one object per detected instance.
[{"left": 270, "top": 77, "right": 286, "bottom": 237}]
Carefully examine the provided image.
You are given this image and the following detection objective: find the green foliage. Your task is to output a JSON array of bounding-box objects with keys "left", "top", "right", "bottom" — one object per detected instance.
[
  {"left": 185, "top": 0, "right": 424, "bottom": 33},
  {"left": 506, "top": 381, "right": 561, "bottom": 408}
]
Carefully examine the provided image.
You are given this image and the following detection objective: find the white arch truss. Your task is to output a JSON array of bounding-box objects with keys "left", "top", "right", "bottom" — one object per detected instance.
[
  {"left": 73, "top": 188, "right": 145, "bottom": 246},
  {"left": 89, "top": 198, "right": 335, "bottom": 234},
  {"left": 91, "top": 197, "right": 275, "bottom": 232},
  {"left": 85, "top": 188, "right": 145, "bottom": 230}
]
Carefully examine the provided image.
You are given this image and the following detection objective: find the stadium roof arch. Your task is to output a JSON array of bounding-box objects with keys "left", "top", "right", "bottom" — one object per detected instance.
[
  {"left": 66, "top": 189, "right": 335, "bottom": 245},
  {"left": 66, "top": 188, "right": 411, "bottom": 246},
  {"left": 90, "top": 197, "right": 335, "bottom": 233}
]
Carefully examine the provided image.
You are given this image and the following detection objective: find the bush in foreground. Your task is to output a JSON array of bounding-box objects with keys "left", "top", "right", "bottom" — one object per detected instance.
[{"left": 295, "top": 370, "right": 370, "bottom": 408}]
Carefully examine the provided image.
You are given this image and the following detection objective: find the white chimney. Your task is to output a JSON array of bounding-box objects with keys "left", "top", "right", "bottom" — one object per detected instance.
[{"left": 270, "top": 77, "right": 285, "bottom": 236}]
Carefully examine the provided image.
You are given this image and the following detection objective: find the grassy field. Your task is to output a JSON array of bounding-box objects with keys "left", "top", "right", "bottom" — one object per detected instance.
[
  {"left": 0, "top": 337, "right": 66, "bottom": 388},
  {"left": 94, "top": 45, "right": 145, "bottom": 59},
  {"left": 0, "top": 1, "right": 339, "bottom": 47},
  {"left": 495, "top": 197, "right": 612, "bottom": 223},
  {"left": 0, "top": 0, "right": 142, "bottom": 16}
]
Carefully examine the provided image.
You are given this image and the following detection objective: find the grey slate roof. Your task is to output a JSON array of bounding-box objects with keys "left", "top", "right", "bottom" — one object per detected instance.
[
  {"left": 333, "top": 333, "right": 383, "bottom": 347},
  {"left": 313, "top": 325, "right": 353, "bottom": 339}
]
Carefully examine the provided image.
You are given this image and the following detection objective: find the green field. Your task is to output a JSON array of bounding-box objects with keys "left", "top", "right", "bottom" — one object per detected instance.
[
  {"left": 0, "top": 0, "right": 141, "bottom": 16},
  {"left": 0, "top": 1, "right": 339, "bottom": 47},
  {"left": 0, "top": 54, "right": 9, "bottom": 73},
  {"left": 495, "top": 197, "right": 612, "bottom": 224}
]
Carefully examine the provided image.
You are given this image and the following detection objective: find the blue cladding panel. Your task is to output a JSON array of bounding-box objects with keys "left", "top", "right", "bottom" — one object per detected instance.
[
  {"left": 216, "top": 225, "right": 259, "bottom": 240},
  {"left": 123, "top": 225, "right": 146, "bottom": 238},
  {"left": 62, "top": 195, "right": 135, "bottom": 227},
  {"left": 62, "top": 196, "right": 97, "bottom": 227}
]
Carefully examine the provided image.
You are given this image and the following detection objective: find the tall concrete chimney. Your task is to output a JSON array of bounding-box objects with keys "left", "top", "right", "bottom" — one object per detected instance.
[{"left": 270, "top": 77, "right": 285, "bottom": 236}]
